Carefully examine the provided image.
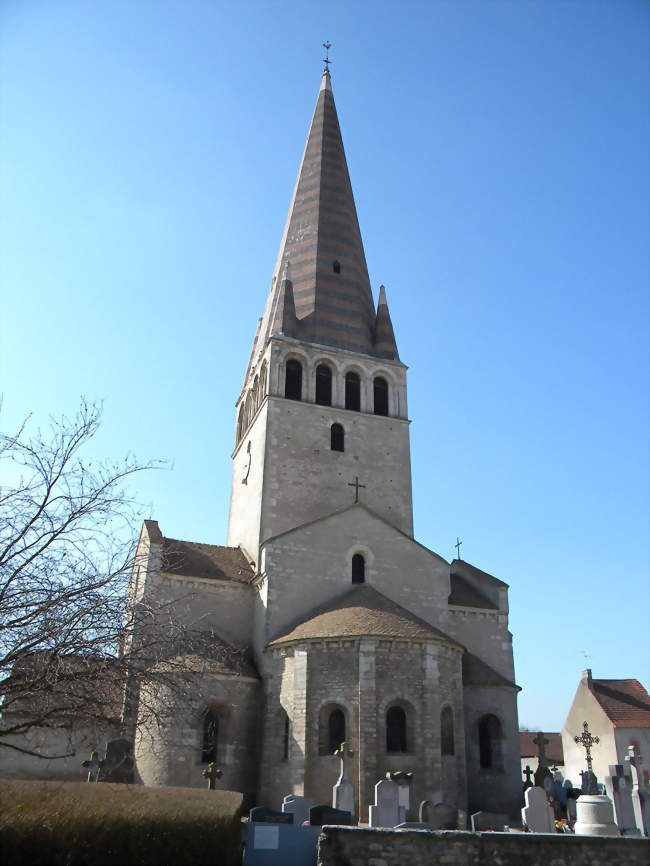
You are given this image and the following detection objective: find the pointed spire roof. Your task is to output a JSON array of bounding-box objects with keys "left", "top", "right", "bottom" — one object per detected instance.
[
  {"left": 250, "top": 68, "right": 399, "bottom": 367},
  {"left": 374, "top": 284, "right": 399, "bottom": 360}
]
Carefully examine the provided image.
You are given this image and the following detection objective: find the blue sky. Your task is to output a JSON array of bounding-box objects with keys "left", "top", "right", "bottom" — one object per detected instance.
[{"left": 1, "top": 1, "right": 648, "bottom": 731}]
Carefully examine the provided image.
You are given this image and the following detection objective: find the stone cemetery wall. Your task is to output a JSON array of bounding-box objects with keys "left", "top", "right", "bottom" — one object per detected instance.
[{"left": 317, "top": 826, "right": 650, "bottom": 866}]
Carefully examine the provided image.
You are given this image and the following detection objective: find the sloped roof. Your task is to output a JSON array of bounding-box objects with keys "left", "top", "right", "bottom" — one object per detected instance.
[
  {"left": 448, "top": 573, "right": 497, "bottom": 609},
  {"left": 462, "top": 651, "right": 519, "bottom": 689},
  {"left": 590, "top": 678, "right": 650, "bottom": 728},
  {"left": 268, "top": 585, "right": 461, "bottom": 648},
  {"left": 161, "top": 537, "right": 253, "bottom": 583},
  {"left": 451, "top": 558, "right": 508, "bottom": 589},
  {"left": 520, "top": 731, "right": 564, "bottom": 764}
]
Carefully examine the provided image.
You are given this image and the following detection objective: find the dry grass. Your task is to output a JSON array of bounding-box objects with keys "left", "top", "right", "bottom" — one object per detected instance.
[{"left": 0, "top": 779, "right": 244, "bottom": 866}]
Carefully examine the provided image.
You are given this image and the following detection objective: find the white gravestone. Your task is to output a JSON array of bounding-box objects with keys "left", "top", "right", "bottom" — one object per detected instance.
[
  {"left": 332, "top": 742, "right": 355, "bottom": 815},
  {"left": 397, "top": 781, "right": 410, "bottom": 825},
  {"left": 282, "top": 794, "right": 314, "bottom": 827},
  {"left": 626, "top": 745, "right": 648, "bottom": 837},
  {"left": 369, "top": 778, "right": 400, "bottom": 828},
  {"left": 521, "top": 786, "right": 555, "bottom": 833}
]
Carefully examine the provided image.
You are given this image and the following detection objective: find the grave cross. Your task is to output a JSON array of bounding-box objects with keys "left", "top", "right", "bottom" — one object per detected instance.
[
  {"left": 523, "top": 765, "right": 534, "bottom": 786},
  {"left": 334, "top": 741, "right": 354, "bottom": 783},
  {"left": 82, "top": 750, "right": 102, "bottom": 783},
  {"left": 533, "top": 731, "right": 549, "bottom": 767},
  {"left": 348, "top": 476, "right": 366, "bottom": 503},
  {"left": 574, "top": 720, "right": 600, "bottom": 773},
  {"left": 625, "top": 745, "right": 643, "bottom": 791},
  {"left": 201, "top": 762, "right": 223, "bottom": 790}
]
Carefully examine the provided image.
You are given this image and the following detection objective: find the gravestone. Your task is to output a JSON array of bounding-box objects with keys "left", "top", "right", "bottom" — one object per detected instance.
[
  {"left": 369, "top": 778, "right": 400, "bottom": 828},
  {"left": 626, "top": 744, "right": 648, "bottom": 836},
  {"left": 309, "top": 804, "right": 355, "bottom": 826},
  {"left": 470, "top": 811, "right": 509, "bottom": 831},
  {"left": 84, "top": 738, "right": 134, "bottom": 784},
  {"left": 605, "top": 764, "right": 637, "bottom": 834},
  {"left": 574, "top": 794, "right": 619, "bottom": 836},
  {"left": 387, "top": 771, "right": 413, "bottom": 823},
  {"left": 522, "top": 786, "right": 555, "bottom": 833},
  {"left": 282, "top": 794, "right": 313, "bottom": 827},
  {"left": 249, "top": 806, "right": 293, "bottom": 824},
  {"left": 332, "top": 741, "right": 355, "bottom": 815}
]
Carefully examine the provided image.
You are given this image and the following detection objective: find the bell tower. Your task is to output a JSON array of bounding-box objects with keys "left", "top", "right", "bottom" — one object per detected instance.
[{"left": 227, "top": 66, "right": 413, "bottom": 566}]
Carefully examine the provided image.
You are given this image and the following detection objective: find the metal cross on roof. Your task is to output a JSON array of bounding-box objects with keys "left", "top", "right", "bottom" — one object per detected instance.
[
  {"left": 455, "top": 537, "right": 462, "bottom": 559},
  {"left": 574, "top": 720, "right": 600, "bottom": 773},
  {"left": 348, "top": 476, "right": 366, "bottom": 503},
  {"left": 323, "top": 41, "right": 332, "bottom": 72}
]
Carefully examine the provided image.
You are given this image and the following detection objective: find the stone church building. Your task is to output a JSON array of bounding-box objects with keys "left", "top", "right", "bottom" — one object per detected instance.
[{"left": 126, "top": 65, "right": 522, "bottom": 820}]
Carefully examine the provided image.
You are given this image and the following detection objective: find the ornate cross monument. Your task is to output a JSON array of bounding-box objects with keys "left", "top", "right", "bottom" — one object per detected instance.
[
  {"left": 333, "top": 741, "right": 355, "bottom": 814},
  {"left": 574, "top": 720, "right": 600, "bottom": 794}
]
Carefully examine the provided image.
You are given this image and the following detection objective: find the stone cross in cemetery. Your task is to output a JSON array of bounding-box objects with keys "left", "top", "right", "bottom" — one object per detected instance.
[
  {"left": 333, "top": 741, "right": 355, "bottom": 814},
  {"left": 533, "top": 731, "right": 552, "bottom": 789},
  {"left": 82, "top": 750, "right": 101, "bottom": 783},
  {"left": 605, "top": 764, "right": 637, "bottom": 834},
  {"left": 574, "top": 720, "right": 599, "bottom": 774},
  {"left": 522, "top": 764, "right": 534, "bottom": 790},
  {"left": 626, "top": 745, "right": 648, "bottom": 836},
  {"left": 201, "top": 762, "right": 223, "bottom": 790}
]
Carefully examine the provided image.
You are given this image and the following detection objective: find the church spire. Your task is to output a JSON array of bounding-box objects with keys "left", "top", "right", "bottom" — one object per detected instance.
[
  {"left": 251, "top": 65, "right": 398, "bottom": 365},
  {"left": 374, "top": 284, "right": 399, "bottom": 360}
]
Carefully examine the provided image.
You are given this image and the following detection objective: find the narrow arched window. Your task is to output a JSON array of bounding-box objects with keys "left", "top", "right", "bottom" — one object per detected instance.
[
  {"left": 285, "top": 360, "right": 302, "bottom": 401},
  {"left": 328, "top": 709, "right": 346, "bottom": 754},
  {"left": 259, "top": 362, "right": 268, "bottom": 403},
  {"left": 345, "top": 372, "right": 360, "bottom": 411},
  {"left": 237, "top": 406, "right": 245, "bottom": 443},
  {"left": 331, "top": 423, "right": 344, "bottom": 452},
  {"left": 478, "top": 714, "right": 502, "bottom": 769},
  {"left": 202, "top": 711, "right": 219, "bottom": 763},
  {"left": 316, "top": 364, "right": 332, "bottom": 406},
  {"left": 386, "top": 705, "right": 407, "bottom": 753},
  {"left": 373, "top": 377, "right": 389, "bottom": 416},
  {"left": 333, "top": 260, "right": 341, "bottom": 274},
  {"left": 441, "top": 706, "right": 454, "bottom": 756},
  {"left": 352, "top": 553, "right": 365, "bottom": 584}
]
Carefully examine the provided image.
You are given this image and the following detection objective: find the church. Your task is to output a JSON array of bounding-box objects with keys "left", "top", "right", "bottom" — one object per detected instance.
[{"left": 126, "top": 63, "right": 522, "bottom": 821}]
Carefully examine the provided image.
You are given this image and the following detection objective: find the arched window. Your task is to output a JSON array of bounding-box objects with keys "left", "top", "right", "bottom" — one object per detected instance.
[
  {"left": 387, "top": 705, "right": 407, "bottom": 753},
  {"left": 373, "top": 377, "right": 389, "bottom": 416},
  {"left": 441, "top": 706, "right": 454, "bottom": 756},
  {"left": 316, "top": 364, "right": 333, "bottom": 406},
  {"left": 478, "top": 714, "right": 502, "bottom": 770},
  {"left": 333, "top": 260, "right": 341, "bottom": 274},
  {"left": 352, "top": 553, "right": 365, "bottom": 584},
  {"left": 202, "top": 710, "right": 219, "bottom": 764},
  {"left": 245, "top": 392, "right": 253, "bottom": 425},
  {"left": 328, "top": 709, "right": 346, "bottom": 754},
  {"left": 237, "top": 405, "right": 245, "bottom": 443},
  {"left": 345, "top": 372, "right": 361, "bottom": 411},
  {"left": 331, "top": 423, "right": 344, "bottom": 452},
  {"left": 252, "top": 376, "right": 259, "bottom": 412},
  {"left": 285, "top": 359, "right": 302, "bottom": 401}
]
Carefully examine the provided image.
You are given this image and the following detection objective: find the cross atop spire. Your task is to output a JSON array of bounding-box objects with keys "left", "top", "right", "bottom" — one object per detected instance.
[{"left": 322, "top": 41, "right": 332, "bottom": 73}]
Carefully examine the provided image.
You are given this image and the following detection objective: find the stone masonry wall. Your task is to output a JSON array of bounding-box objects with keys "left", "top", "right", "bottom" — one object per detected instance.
[{"left": 317, "top": 827, "right": 649, "bottom": 866}]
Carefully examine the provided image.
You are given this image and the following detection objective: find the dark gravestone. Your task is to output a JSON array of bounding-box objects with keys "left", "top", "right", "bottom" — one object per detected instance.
[
  {"left": 309, "top": 805, "right": 355, "bottom": 826},
  {"left": 249, "top": 807, "right": 293, "bottom": 824},
  {"left": 95, "top": 738, "right": 134, "bottom": 784}
]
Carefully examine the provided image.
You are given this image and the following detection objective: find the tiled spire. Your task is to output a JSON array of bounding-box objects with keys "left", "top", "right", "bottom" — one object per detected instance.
[
  {"left": 374, "top": 284, "right": 399, "bottom": 360},
  {"left": 250, "top": 68, "right": 399, "bottom": 367}
]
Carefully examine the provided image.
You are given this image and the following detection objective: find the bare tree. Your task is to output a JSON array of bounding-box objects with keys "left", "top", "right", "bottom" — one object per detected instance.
[{"left": 0, "top": 400, "right": 161, "bottom": 757}]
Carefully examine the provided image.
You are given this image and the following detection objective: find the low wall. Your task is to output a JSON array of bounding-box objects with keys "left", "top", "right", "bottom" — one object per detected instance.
[{"left": 317, "top": 826, "right": 649, "bottom": 866}]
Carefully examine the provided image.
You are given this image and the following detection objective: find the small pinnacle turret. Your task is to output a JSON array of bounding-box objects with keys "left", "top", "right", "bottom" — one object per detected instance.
[{"left": 374, "top": 284, "right": 399, "bottom": 360}]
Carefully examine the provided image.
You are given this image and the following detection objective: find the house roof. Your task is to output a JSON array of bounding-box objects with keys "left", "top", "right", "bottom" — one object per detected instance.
[
  {"left": 268, "top": 584, "right": 461, "bottom": 648},
  {"left": 462, "top": 651, "right": 519, "bottom": 689},
  {"left": 590, "top": 678, "right": 650, "bottom": 728},
  {"left": 448, "top": 573, "right": 498, "bottom": 609},
  {"left": 519, "top": 731, "right": 564, "bottom": 764},
  {"left": 161, "top": 537, "right": 253, "bottom": 583}
]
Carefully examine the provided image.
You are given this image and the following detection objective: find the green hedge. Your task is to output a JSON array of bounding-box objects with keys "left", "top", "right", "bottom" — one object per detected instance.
[{"left": 0, "top": 780, "right": 244, "bottom": 866}]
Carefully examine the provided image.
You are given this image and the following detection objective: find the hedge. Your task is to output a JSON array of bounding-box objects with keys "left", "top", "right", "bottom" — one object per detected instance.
[{"left": 0, "top": 779, "right": 244, "bottom": 866}]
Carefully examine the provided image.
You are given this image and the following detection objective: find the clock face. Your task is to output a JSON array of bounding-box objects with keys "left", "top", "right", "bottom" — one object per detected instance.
[{"left": 242, "top": 441, "right": 252, "bottom": 484}]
